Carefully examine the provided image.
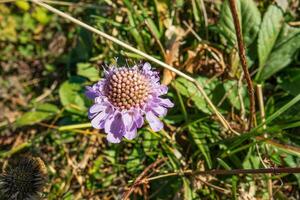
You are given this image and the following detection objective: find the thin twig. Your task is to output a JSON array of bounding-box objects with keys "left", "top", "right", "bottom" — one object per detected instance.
[
  {"left": 238, "top": 72, "right": 246, "bottom": 123},
  {"left": 29, "top": 0, "right": 238, "bottom": 135},
  {"left": 197, "top": 178, "right": 231, "bottom": 195},
  {"left": 289, "top": 21, "right": 300, "bottom": 26},
  {"left": 256, "top": 136, "right": 300, "bottom": 156},
  {"left": 229, "top": 0, "right": 255, "bottom": 130},
  {"left": 257, "top": 85, "right": 266, "bottom": 131},
  {"left": 0, "top": 0, "right": 15, "bottom": 3},
  {"left": 183, "top": 21, "right": 202, "bottom": 42},
  {"left": 154, "top": 168, "right": 300, "bottom": 180},
  {"left": 133, "top": 167, "right": 300, "bottom": 187},
  {"left": 123, "top": 158, "right": 166, "bottom": 200}
]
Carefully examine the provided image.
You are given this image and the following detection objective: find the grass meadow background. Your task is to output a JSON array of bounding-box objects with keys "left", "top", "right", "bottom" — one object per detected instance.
[{"left": 1, "top": 0, "right": 300, "bottom": 199}]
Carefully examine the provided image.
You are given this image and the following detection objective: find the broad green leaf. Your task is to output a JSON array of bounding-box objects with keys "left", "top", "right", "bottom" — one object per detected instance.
[
  {"left": 126, "top": 148, "right": 144, "bottom": 173},
  {"left": 218, "top": 0, "right": 261, "bottom": 49},
  {"left": 189, "top": 124, "right": 212, "bottom": 168},
  {"left": 142, "top": 129, "right": 159, "bottom": 156},
  {"left": 279, "top": 68, "right": 300, "bottom": 96},
  {"left": 283, "top": 152, "right": 300, "bottom": 185},
  {"left": 223, "top": 80, "right": 248, "bottom": 110},
  {"left": 59, "top": 76, "right": 87, "bottom": 113},
  {"left": 173, "top": 77, "right": 220, "bottom": 114},
  {"left": 15, "top": 103, "right": 59, "bottom": 127},
  {"left": 258, "top": 25, "right": 300, "bottom": 81},
  {"left": 218, "top": 0, "right": 239, "bottom": 48},
  {"left": 256, "top": 5, "right": 283, "bottom": 80},
  {"left": 240, "top": 0, "right": 261, "bottom": 46},
  {"left": 77, "top": 63, "right": 100, "bottom": 81}
]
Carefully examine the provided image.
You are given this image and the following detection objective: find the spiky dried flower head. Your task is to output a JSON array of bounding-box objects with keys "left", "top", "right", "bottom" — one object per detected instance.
[
  {"left": 0, "top": 156, "right": 47, "bottom": 200},
  {"left": 85, "top": 63, "right": 174, "bottom": 143}
]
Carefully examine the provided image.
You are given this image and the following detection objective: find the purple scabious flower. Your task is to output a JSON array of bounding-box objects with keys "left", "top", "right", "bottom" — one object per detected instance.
[{"left": 85, "top": 62, "right": 174, "bottom": 143}]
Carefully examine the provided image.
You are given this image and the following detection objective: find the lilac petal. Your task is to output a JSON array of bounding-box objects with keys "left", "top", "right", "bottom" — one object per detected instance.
[
  {"left": 146, "top": 111, "right": 163, "bottom": 132},
  {"left": 124, "top": 128, "right": 137, "bottom": 140},
  {"left": 89, "top": 104, "right": 106, "bottom": 113},
  {"left": 107, "top": 133, "right": 122, "bottom": 143},
  {"left": 91, "top": 111, "right": 108, "bottom": 129},
  {"left": 158, "top": 85, "right": 168, "bottom": 95},
  {"left": 85, "top": 86, "right": 98, "bottom": 99},
  {"left": 133, "top": 112, "right": 144, "bottom": 128},
  {"left": 152, "top": 105, "right": 167, "bottom": 117},
  {"left": 104, "top": 115, "right": 115, "bottom": 134},
  {"left": 109, "top": 113, "right": 125, "bottom": 136},
  {"left": 122, "top": 112, "right": 134, "bottom": 130},
  {"left": 143, "top": 62, "right": 151, "bottom": 71},
  {"left": 158, "top": 98, "right": 174, "bottom": 108}
]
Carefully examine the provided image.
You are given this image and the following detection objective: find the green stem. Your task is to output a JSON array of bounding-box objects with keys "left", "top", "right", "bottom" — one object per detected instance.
[{"left": 58, "top": 123, "right": 91, "bottom": 131}]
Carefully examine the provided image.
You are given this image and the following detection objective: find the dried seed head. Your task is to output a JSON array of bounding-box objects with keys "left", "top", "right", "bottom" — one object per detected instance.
[
  {"left": 0, "top": 156, "right": 47, "bottom": 200},
  {"left": 105, "top": 68, "right": 150, "bottom": 109}
]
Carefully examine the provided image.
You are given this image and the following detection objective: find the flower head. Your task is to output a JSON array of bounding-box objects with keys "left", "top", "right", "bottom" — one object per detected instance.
[
  {"left": 85, "top": 62, "right": 174, "bottom": 143},
  {"left": 0, "top": 156, "right": 47, "bottom": 200}
]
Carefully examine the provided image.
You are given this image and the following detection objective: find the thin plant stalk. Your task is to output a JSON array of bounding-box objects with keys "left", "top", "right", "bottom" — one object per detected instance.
[
  {"left": 198, "top": 0, "right": 208, "bottom": 39},
  {"left": 229, "top": 0, "right": 256, "bottom": 130},
  {"left": 30, "top": 0, "right": 238, "bottom": 135},
  {"left": 138, "top": 167, "right": 300, "bottom": 184},
  {"left": 257, "top": 84, "right": 272, "bottom": 200}
]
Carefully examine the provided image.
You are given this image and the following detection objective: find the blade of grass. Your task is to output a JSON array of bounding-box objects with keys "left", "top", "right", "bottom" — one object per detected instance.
[
  {"left": 0, "top": 142, "right": 31, "bottom": 158},
  {"left": 218, "top": 93, "right": 300, "bottom": 150},
  {"left": 217, "top": 158, "right": 232, "bottom": 170}
]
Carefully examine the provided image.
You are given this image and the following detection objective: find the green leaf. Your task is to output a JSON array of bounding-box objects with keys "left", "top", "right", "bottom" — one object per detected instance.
[
  {"left": 223, "top": 80, "right": 248, "bottom": 110},
  {"left": 189, "top": 124, "right": 212, "bottom": 168},
  {"left": 256, "top": 5, "right": 283, "bottom": 79},
  {"left": 217, "top": 158, "right": 232, "bottom": 170},
  {"left": 218, "top": 0, "right": 238, "bottom": 48},
  {"left": 59, "top": 76, "right": 87, "bottom": 113},
  {"left": 173, "top": 77, "right": 220, "bottom": 114},
  {"left": 126, "top": 148, "right": 144, "bottom": 173},
  {"left": 142, "top": 129, "right": 159, "bottom": 156},
  {"left": 218, "top": 0, "right": 261, "bottom": 49},
  {"left": 240, "top": 0, "right": 261, "bottom": 46},
  {"left": 182, "top": 177, "right": 193, "bottom": 200},
  {"left": 32, "top": 7, "right": 50, "bottom": 24},
  {"left": 283, "top": 153, "right": 300, "bottom": 186},
  {"left": 15, "top": 103, "right": 59, "bottom": 127},
  {"left": 258, "top": 25, "right": 300, "bottom": 81},
  {"left": 77, "top": 63, "right": 100, "bottom": 81},
  {"left": 15, "top": 0, "right": 30, "bottom": 11},
  {"left": 279, "top": 68, "right": 300, "bottom": 96}
]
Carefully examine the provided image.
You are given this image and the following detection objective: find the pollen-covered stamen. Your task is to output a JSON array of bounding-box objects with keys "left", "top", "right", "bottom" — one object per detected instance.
[{"left": 105, "top": 68, "right": 150, "bottom": 109}]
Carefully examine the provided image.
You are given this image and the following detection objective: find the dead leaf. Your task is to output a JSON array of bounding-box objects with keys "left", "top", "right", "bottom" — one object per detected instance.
[{"left": 162, "top": 25, "right": 185, "bottom": 85}]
